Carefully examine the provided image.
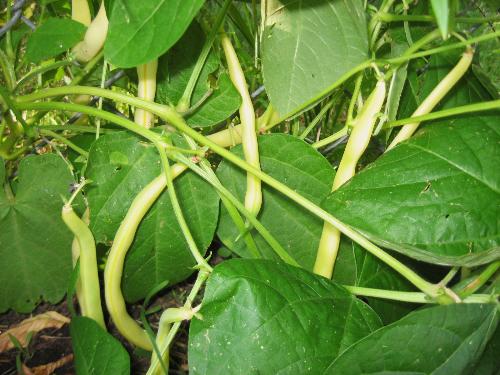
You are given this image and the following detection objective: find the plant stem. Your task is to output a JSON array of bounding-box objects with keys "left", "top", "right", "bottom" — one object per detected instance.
[
  {"left": 312, "top": 127, "right": 348, "bottom": 149},
  {"left": 15, "top": 101, "right": 163, "bottom": 144},
  {"left": 345, "top": 285, "right": 495, "bottom": 304},
  {"left": 152, "top": 107, "right": 447, "bottom": 301},
  {"left": 385, "top": 100, "right": 500, "bottom": 128},
  {"left": 299, "top": 99, "right": 335, "bottom": 140},
  {"left": 177, "top": 0, "right": 232, "bottom": 111},
  {"left": 15, "top": 59, "right": 75, "bottom": 91},
  {"left": 39, "top": 128, "right": 89, "bottom": 157},
  {"left": 458, "top": 261, "right": 500, "bottom": 299},
  {"left": 0, "top": 49, "right": 16, "bottom": 91},
  {"left": 377, "top": 12, "right": 500, "bottom": 24},
  {"left": 156, "top": 144, "right": 213, "bottom": 273}
]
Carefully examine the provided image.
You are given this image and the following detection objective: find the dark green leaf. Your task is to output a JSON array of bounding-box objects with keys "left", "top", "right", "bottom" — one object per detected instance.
[
  {"left": 0, "top": 154, "right": 79, "bottom": 312},
  {"left": 105, "top": 0, "right": 205, "bottom": 67},
  {"left": 262, "top": 0, "right": 368, "bottom": 117},
  {"left": 189, "top": 259, "right": 381, "bottom": 374},
  {"left": 472, "top": 325, "right": 500, "bottom": 375},
  {"left": 25, "top": 18, "right": 86, "bottom": 63},
  {"left": 85, "top": 132, "right": 220, "bottom": 301},
  {"left": 324, "top": 114, "right": 500, "bottom": 266},
  {"left": 71, "top": 316, "right": 130, "bottom": 374},
  {"left": 216, "top": 134, "right": 335, "bottom": 269},
  {"left": 325, "top": 303, "right": 498, "bottom": 374}
]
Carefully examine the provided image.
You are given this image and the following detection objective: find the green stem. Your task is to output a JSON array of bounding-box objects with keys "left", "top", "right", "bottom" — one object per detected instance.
[
  {"left": 35, "top": 125, "right": 117, "bottom": 134},
  {"left": 0, "top": 49, "right": 16, "bottom": 91},
  {"left": 153, "top": 270, "right": 209, "bottom": 369},
  {"left": 345, "top": 286, "right": 495, "bottom": 304},
  {"left": 458, "top": 261, "right": 500, "bottom": 299},
  {"left": 312, "top": 127, "right": 348, "bottom": 149},
  {"left": 15, "top": 101, "right": 162, "bottom": 144},
  {"left": 299, "top": 99, "right": 335, "bottom": 140},
  {"left": 385, "top": 100, "right": 500, "bottom": 128},
  {"left": 173, "top": 153, "right": 299, "bottom": 267},
  {"left": 15, "top": 59, "right": 76, "bottom": 91},
  {"left": 154, "top": 107, "right": 446, "bottom": 300},
  {"left": 156, "top": 144, "right": 213, "bottom": 273},
  {"left": 381, "top": 30, "right": 500, "bottom": 65},
  {"left": 177, "top": 0, "right": 232, "bottom": 111},
  {"left": 346, "top": 73, "right": 363, "bottom": 127},
  {"left": 377, "top": 12, "right": 500, "bottom": 24},
  {"left": 39, "top": 129, "right": 89, "bottom": 157}
]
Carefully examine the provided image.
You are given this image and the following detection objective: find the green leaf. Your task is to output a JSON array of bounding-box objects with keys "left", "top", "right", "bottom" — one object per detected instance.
[
  {"left": 324, "top": 114, "right": 500, "bottom": 266},
  {"left": 189, "top": 259, "right": 381, "bottom": 374},
  {"left": 71, "top": 316, "right": 130, "bottom": 374},
  {"left": 85, "top": 132, "right": 220, "bottom": 301},
  {"left": 156, "top": 22, "right": 240, "bottom": 128},
  {"left": 472, "top": 325, "right": 500, "bottom": 375},
  {"left": 216, "top": 134, "right": 335, "bottom": 269},
  {"left": 104, "top": 0, "right": 205, "bottom": 68},
  {"left": 262, "top": 0, "right": 368, "bottom": 117},
  {"left": 25, "top": 18, "right": 86, "bottom": 63},
  {"left": 431, "top": 0, "right": 451, "bottom": 39},
  {"left": 325, "top": 303, "right": 498, "bottom": 374},
  {"left": 0, "top": 154, "right": 78, "bottom": 312},
  {"left": 333, "top": 240, "right": 416, "bottom": 324}
]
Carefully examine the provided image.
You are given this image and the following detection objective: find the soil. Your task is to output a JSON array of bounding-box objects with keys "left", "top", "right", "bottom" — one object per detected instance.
[{"left": 0, "top": 277, "right": 197, "bottom": 375}]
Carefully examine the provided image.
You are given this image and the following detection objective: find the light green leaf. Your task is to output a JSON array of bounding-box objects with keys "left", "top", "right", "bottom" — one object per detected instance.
[
  {"left": 156, "top": 22, "right": 240, "bottom": 128},
  {"left": 105, "top": 0, "right": 205, "bottom": 67},
  {"left": 262, "top": 0, "right": 368, "bottom": 118},
  {"left": 325, "top": 303, "right": 498, "bottom": 374},
  {"left": 324, "top": 114, "right": 500, "bottom": 266},
  {"left": 0, "top": 154, "right": 78, "bottom": 312},
  {"left": 431, "top": 0, "right": 451, "bottom": 39},
  {"left": 85, "top": 132, "right": 220, "bottom": 301},
  {"left": 189, "top": 259, "right": 381, "bottom": 374},
  {"left": 216, "top": 134, "right": 335, "bottom": 269},
  {"left": 71, "top": 316, "right": 130, "bottom": 374},
  {"left": 25, "top": 18, "right": 86, "bottom": 63}
]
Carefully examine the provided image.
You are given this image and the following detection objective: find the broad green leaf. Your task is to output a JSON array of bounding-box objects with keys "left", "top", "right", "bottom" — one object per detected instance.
[
  {"left": 105, "top": 0, "right": 205, "bottom": 67},
  {"left": 216, "top": 134, "right": 335, "bottom": 269},
  {"left": 0, "top": 154, "right": 78, "bottom": 312},
  {"left": 156, "top": 22, "right": 240, "bottom": 128},
  {"left": 325, "top": 303, "right": 498, "bottom": 374},
  {"left": 431, "top": 0, "right": 451, "bottom": 39},
  {"left": 472, "top": 325, "right": 500, "bottom": 375},
  {"left": 85, "top": 132, "right": 220, "bottom": 301},
  {"left": 262, "top": 0, "right": 368, "bottom": 117},
  {"left": 25, "top": 18, "right": 86, "bottom": 63},
  {"left": 71, "top": 316, "right": 130, "bottom": 374},
  {"left": 189, "top": 259, "right": 381, "bottom": 374},
  {"left": 324, "top": 114, "right": 500, "bottom": 266},
  {"left": 333, "top": 240, "right": 416, "bottom": 324}
]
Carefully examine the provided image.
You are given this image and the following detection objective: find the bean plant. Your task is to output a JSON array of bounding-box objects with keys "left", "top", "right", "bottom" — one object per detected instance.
[{"left": 0, "top": 0, "right": 499, "bottom": 374}]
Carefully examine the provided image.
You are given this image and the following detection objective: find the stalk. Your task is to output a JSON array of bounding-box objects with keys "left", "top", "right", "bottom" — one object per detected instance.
[
  {"left": 387, "top": 48, "right": 474, "bottom": 151},
  {"left": 314, "top": 80, "right": 386, "bottom": 278}
]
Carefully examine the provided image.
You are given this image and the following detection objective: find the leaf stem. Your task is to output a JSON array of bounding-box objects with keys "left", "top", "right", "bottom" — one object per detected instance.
[
  {"left": 39, "top": 128, "right": 89, "bottom": 158},
  {"left": 345, "top": 285, "right": 495, "bottom": 304},
  {"left": 156, "top": 143, "right": 213, "bottom": 273},
  {"left": 377, "top": 12, "right": 500, "bottom": 24},
  {"left": 458, "top": 261, "right": 500, "bottom": 299},
  {"left": 177, "top": 0, "right": 232, "bottom": 111},
  {"left": 153, "top": 107, "right": 447, "bottom": 300},
  {"left": 312, "top": 127, "right": 348, "bottom": 149},
  {"left": 385, "top": 100, "right": 500, "bottom": 128}
]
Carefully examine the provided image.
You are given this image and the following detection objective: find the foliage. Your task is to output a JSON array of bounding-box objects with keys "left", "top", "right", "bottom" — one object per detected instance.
[{"left": 0, "top": 0, "right": 498, "bottom": 373}]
